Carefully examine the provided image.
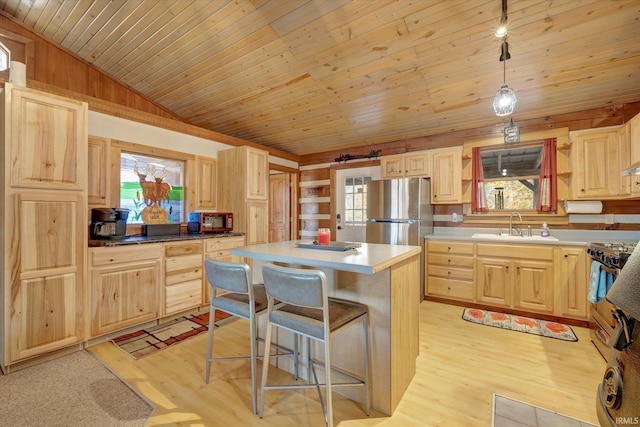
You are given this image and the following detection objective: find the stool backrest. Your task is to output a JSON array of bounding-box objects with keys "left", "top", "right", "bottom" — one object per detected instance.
[
  {"left": 205, "top": 258, "right": 251, "bottom": 294},
  {"left": 262, "top": 263, "right": 327, "bottom": 309}
]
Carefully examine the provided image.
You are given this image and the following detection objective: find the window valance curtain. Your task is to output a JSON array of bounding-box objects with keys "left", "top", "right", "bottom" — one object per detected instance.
[
  {"left": 471, "top": 147, "right": 488, "bottom": 212},
  {"left": 536, "top": 138, "right": 557, "bottom": 212}
]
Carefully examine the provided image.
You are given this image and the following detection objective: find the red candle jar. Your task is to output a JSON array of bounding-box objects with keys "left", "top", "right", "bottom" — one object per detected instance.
[{"left": 317, "top": 228, "right": 331, "bottom": 245}]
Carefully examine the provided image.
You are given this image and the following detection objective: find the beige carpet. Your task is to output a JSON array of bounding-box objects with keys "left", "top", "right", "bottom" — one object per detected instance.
[{"left": 0, "top": 350, "right": 154, "bottom": 427}]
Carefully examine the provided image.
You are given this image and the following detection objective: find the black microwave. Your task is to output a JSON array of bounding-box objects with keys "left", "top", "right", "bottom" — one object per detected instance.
[{"left": 187, "top": 212, "right": 233, "bottom": 233}]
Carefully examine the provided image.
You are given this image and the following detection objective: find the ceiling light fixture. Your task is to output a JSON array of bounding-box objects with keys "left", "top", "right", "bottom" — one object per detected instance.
[
  {"left": 492, "top": 0, "right": 516, "bottom": 117},
  {"left": 493, "top": 47, "right": 517, "bottom": 116}
]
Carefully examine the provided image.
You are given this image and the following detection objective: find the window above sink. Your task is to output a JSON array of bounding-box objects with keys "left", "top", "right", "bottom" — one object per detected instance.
[{"left": 480, "top": 142, "right": 543, "bottom": 211}]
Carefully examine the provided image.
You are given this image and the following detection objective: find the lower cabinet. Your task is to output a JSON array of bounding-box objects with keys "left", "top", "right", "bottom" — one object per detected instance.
[
  {"left": 555, "top": 246, "right": 588, "bottom": 319},
  {"left": 425, "top": 239, "right": 588, "bottom": 320},
  {"left": 476, "top": 244, "right": 555, "bottom": 314},
  {"left": 89, "top": 244, "right": 162, "bottom": 337},
  {"left": 203, "top": 235, "right": 246, "bottom": 304},
  {"left": 425, "top": 240, "right": 474, "bottom": 302},
  {"left": 164, "top": 241, "right": 203, "bottom": 315}
]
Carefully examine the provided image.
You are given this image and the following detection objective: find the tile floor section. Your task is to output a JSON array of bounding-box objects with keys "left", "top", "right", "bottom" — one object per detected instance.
[{"left": 492, "top": 394, "right": 598, "bottom": 427}]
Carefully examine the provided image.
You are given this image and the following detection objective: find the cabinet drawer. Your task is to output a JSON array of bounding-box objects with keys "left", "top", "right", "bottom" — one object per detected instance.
[
  {"left": 426, "top": 277, "right": 474, "bottom": 301},
  {"left": 165, "top": 241, "right": 203, "bottom": 257},
  {"left": 205, "top": 236, "right": 245, "bottom": 253},
  {"left": 165, "top": 254, "right": 203, "bottom": 286},
  {"left": 165, "top": 279, "right": 202, "bottom": 314},
  {"left": 427, "top": 241, "right": 474, "bottom": 255},
  {"left": 91, "top": 243, "right": 163, "bottom": 266},
  {"left": 476, "top": 244, "right": 553, "bottom": 261},
  {"left": 427, "top": 265, "right": 473, "bottom": 281},
  {"left": 427, "top": 253, "right": 474, "bottom": 268}
]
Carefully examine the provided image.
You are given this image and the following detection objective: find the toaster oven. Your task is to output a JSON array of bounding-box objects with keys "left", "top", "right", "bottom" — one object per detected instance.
[{"left": 187, "top": 212, "right": 233, "bottom": 233}]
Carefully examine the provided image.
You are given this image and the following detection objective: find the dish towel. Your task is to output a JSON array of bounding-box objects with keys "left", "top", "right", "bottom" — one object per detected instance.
[{"left": 588, "top": 260, "right": 603, "bottom": 303}]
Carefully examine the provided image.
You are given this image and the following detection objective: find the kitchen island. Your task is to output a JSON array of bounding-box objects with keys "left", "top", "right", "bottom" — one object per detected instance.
[{"left": 231, "top": 240, "right": 421, "bottom": 416}]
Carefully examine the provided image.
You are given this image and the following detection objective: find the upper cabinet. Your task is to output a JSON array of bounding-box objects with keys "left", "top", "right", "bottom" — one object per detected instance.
[
  {"left": 194, "top": 156, "right": 217, "bottom": 210},
  {"left": 8, "top": 86, "right": 87, "bottom": 191},
  {"left": 431, "top": 147, "right": 462, "bottom": 204},
  {"left": 622, "top": 113, "right": 640, "bottom": 196},
  {"left": 381, "top": 151, "right": 431, "bottom": 179},
  {"left": 88, "top": 136, "right": 110, "bottom": 207},
  {"left": 217, "top": 146, "right": 269, "bottom": 245},
  {"left": 246, "top": 147, "right": 269, "bottom": 200},
  {"left": 571, "top": 127, "right": 622, "bottom": 199}
]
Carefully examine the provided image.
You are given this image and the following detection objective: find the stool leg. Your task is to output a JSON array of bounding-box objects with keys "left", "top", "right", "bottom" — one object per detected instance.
[
  {"left": 362, "top": 313, "right": 370, "bottom": 416},
  {"left": 205, "top": 306, "right": 216, "bottom": 383},
  {"left": 324, "top": 334, "right": 333, "bottom": 427},
  {"left": 293, "top": 334, "right": 299, "bottom": 380},
  {"left": 259, "top": 317, "right": 273, "bottom": 419},
  {"left": 249, "top": 311, "right": 258, "bottom": 415}
]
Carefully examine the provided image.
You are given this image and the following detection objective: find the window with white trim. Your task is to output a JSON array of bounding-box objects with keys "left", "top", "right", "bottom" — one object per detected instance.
[
  {"left": 344, "top": 176, "right": 371, "bottom": 226},
  {"left": 0, "top": 42, "right": 9, "bottom": 71}
]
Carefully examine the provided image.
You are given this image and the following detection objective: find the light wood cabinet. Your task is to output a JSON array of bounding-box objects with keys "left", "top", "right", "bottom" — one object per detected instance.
[
  {"left": 476, "top": 244, "right": 554, "bottom": 314},
  {"left": 217, "top": 146, "right": 269, "bottom": 245},
  {"left": 426, "top": 240, "right": 589, "bottom": 320},
  {"left": 1, "top": 84, "right": 88, "bottom": 371},
  {"left": 425, "top": 240, "right": 474, "bottom": 302},
  {"left": 620, "top": 114, "right": 640, "bottom": 197},
  {"left": 89, "top": 244, "right": 162, "bottom": 337},
  {"left": 195, "top": 156, "right": 217, "bottom": 209},
  {"left": 8, "top": 85, "right": 86, "bottom": 191},
  {"left": 203, "top": 235, "right": 246, "bottom": 303},
  {"left": 571, "top": 128, "right": 622, "bottom": 199},
  {"left": 88, "top": 136, "right": 110, "bottom": 207},
  {"left": 246, "top": 201, "right": 269, "bottom": 245},
  {"left": 380, "top": 151, "right": 431, "bottom": 179},
  {"left": 164, "top": 241, "right": 203, "bottom": 315},
  {"left": 555, "top": 246, "right": 588, "bottom": 320},
  {"left": 629, "top": 113, "right": 640, "bottom": 168},
  {"left": 431, "top": 147, "right": 462, "bottom": 204}
]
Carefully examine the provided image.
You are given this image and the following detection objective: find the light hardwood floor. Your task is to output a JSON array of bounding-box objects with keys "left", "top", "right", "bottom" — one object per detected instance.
[{"left": 89, "top": 301, "right": 605, "bottom": 426}]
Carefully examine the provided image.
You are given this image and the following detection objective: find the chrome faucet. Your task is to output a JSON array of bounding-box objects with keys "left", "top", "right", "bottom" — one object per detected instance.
[{"left": 508, "top": 212, "right": 522, "bottom": 236}]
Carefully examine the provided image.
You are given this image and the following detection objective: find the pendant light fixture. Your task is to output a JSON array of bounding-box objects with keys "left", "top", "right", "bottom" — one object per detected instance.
[{"left": 493, "top": 0, "right": 516, "bottom": 116}]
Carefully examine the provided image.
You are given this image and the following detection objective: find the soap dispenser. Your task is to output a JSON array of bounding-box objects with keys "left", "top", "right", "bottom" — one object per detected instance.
[{"left": 541, "top": 222, "right": 550, "bottom": 237}]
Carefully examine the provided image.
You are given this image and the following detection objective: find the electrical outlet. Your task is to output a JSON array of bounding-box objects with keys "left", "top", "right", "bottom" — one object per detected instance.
[
  {"left": 452, "top": 213, "right": 458, "bottom": 222},
  {"left": 604, "top": 214, "right": 615, "bottom": 224}
]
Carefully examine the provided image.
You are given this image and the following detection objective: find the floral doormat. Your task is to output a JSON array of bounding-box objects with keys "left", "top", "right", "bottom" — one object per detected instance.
[
  {"left": 462, "top": 308, "right": 578, "bottom": 342},
  {"left": 112, "top": 311, "right": 231, "bottom": 359}
]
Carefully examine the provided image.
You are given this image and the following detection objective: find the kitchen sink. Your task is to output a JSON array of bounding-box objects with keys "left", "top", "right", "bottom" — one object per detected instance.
[{"left": 471, "top": 233, "right": 559, "bottom": 242}]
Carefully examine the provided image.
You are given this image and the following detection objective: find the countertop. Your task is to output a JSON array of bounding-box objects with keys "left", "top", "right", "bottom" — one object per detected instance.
[
  {"left": 89, "top": 232, "right": 244, "bottom": 247},
  {"left": 230, "top": 240, "right": 421, "bottom": 275},
  {"left": 425, "top": 227, "right": 640, "bottom": 246}
]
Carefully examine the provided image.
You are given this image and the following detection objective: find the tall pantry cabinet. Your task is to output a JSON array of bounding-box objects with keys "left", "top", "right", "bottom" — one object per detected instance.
[
  {"left": 217, "top": 146, "right": 269, "bottom": 245},
  {"left": 0, "top": 83, "right": 88, "bottom": 372}
]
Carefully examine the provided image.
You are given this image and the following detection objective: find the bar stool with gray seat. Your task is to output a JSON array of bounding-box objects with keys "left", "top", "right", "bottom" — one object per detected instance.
[
  {"left": 259, "top": 262, "right": 370, "bottom": 427},
  {"left": 204, "top": 258, "right": 297, "bottom": 415}
]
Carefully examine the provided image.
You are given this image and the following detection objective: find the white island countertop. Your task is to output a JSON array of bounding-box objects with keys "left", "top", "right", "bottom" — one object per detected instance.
[{"left": 231, "top": 240, "right": 421, "bottom": 275}]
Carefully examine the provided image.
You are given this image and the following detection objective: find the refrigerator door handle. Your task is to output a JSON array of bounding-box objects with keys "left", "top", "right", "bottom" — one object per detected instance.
[{"left": 369, "top": 218, "right": 420, "bottom": 224}]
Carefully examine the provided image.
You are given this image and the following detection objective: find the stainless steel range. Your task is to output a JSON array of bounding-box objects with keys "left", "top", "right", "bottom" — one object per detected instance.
[
  {"left": 587, "top": 242, "right": 637, "bottom": 361},
  {"left": 596, "top": 241, "right": 640, "bottom": 427}
]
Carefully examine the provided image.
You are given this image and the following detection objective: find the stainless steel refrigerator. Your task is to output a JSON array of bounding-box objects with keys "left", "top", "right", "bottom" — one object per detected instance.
[{"left": 366, "top": 177, "right": 433, "bottom": 299}]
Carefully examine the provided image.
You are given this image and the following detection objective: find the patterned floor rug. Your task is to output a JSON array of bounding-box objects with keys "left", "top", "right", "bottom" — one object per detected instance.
[
  {"left": 112, "top": 311, "right": 231, "bottom": 358},
  {"left": 462, "top": 308, "right": 578, "bottom": 342}
]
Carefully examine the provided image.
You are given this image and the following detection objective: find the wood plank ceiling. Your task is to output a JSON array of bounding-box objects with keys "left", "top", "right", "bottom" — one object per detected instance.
[{"left": 1, "top": 0, "right": 639, "bottom": 157}]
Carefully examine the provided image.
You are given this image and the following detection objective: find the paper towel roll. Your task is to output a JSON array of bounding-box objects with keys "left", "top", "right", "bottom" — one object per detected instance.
[
  {"left": 564, "top": 200, "right": 603, "bottom": 214},
  {"left": 9, "top": 61, "right": 26, "bottom": 86}
]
